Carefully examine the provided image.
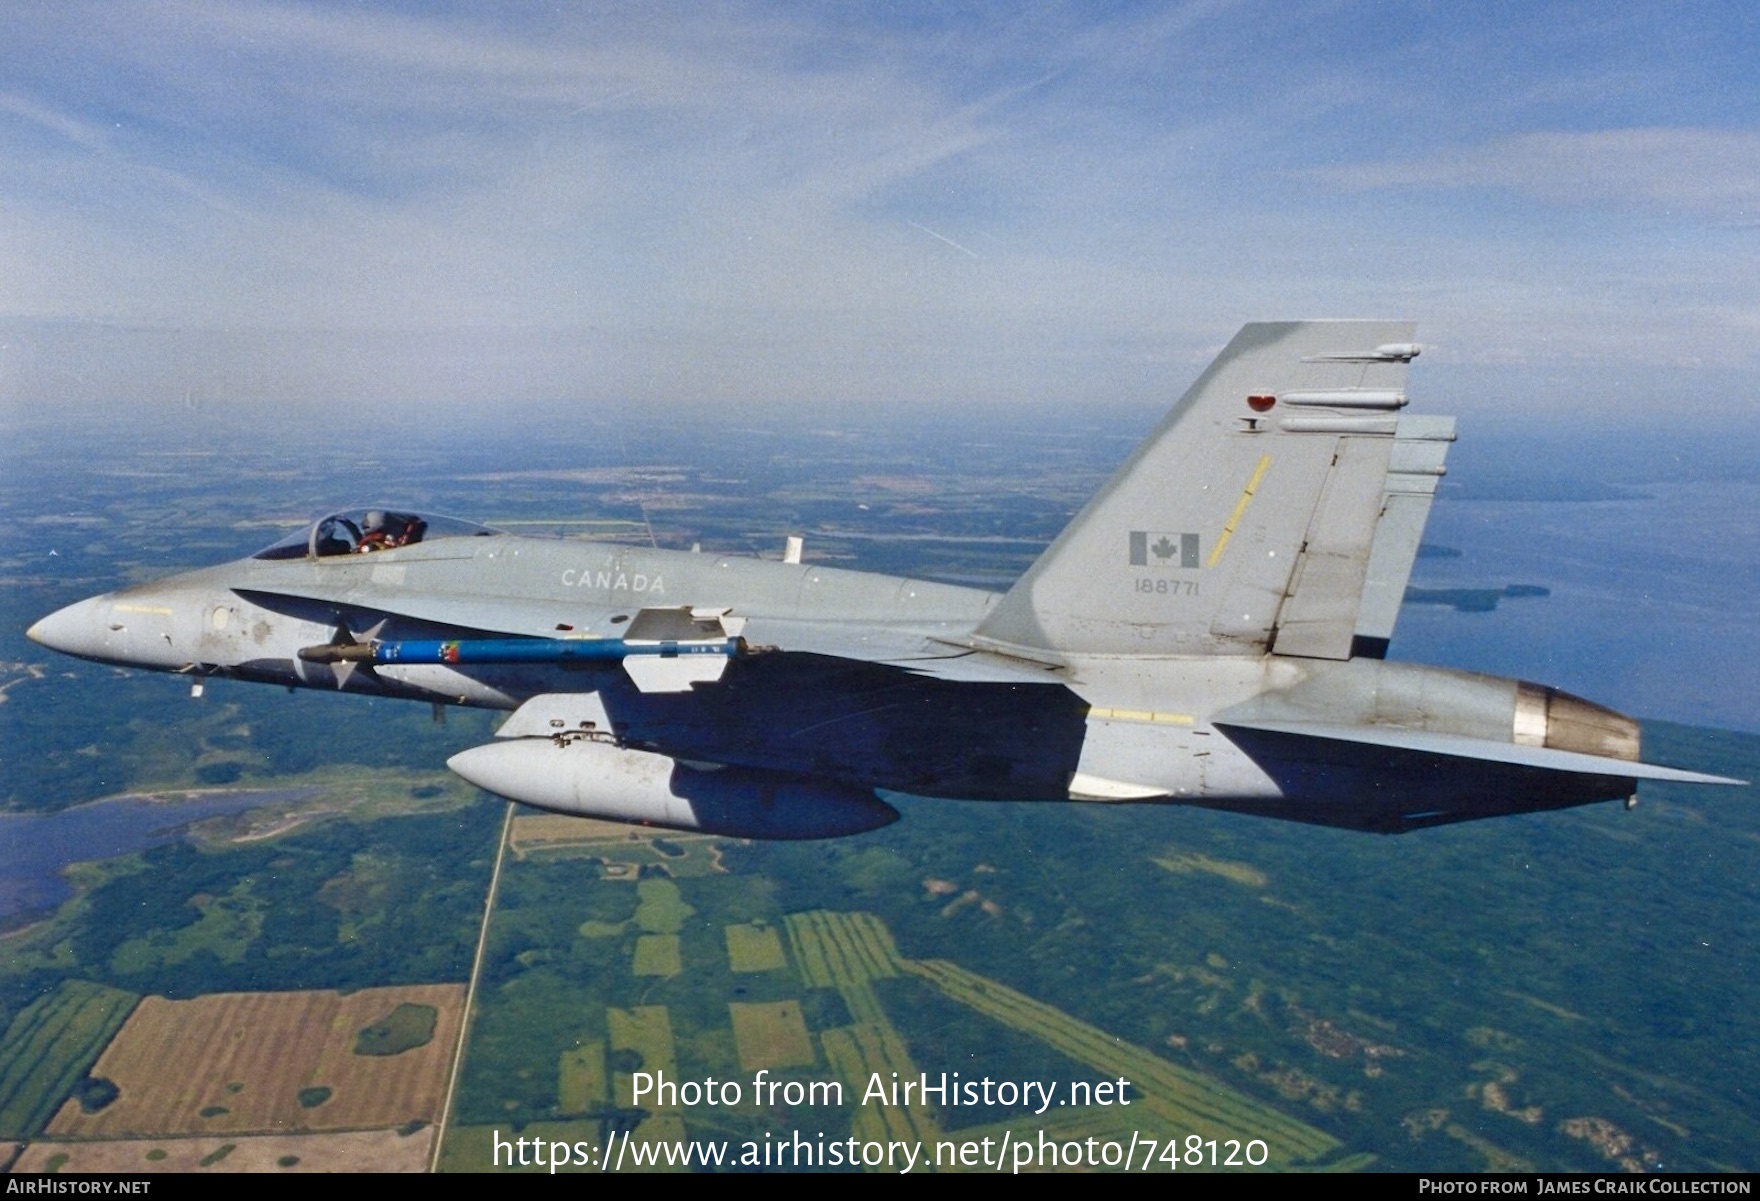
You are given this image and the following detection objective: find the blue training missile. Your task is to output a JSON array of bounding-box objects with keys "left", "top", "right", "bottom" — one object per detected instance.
[{"left": 300, "top": 636, "right": 743, "bottom": 666}]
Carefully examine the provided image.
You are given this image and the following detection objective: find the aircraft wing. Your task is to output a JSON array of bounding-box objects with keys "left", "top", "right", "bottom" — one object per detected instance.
[
  {"left": 1215, "top": 717, "right": 1745, "bottom": 785},
  {"left": 738, "top": 617, "right": 1062, "bottom": 683},
  {"left": 236, "top": 584, "right": 598, "bottom": 638},
  {"left": 234, "top": 582, "right": 1054, "bottom": 685}
]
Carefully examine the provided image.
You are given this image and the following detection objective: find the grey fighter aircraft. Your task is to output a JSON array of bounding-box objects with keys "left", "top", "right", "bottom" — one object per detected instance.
[{"left": 27, "top": 322, "right": 1741, "bottom": 838}]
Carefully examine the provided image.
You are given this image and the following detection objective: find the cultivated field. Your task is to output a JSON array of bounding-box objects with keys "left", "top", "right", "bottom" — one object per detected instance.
[
  {"left": 782, "top": 910, "right": 1344, "bottom": 1169},
  {"left": 436, "top": 1120, "right": 600, "bottom": 1173},
  {"left": 724, "top": 922, "right": 786, "bottom": 973},
  {"left": 0, "top": 981, "right": 138, "bottom": 1139},
  {"left": 45, "top": 984, "right": 464, "bottom": 1138},
  {"left": 509, "top": 814, "right": 657, "bottom": 851},
  {"left": 608, "top": 1006, "right": 676, "bottom": 1109},
  {"left": 821, "top": 1023, "right": 940, "bottom": 1149},
  {"left": 632, "top": 934, "right": 681, "bottom": 977},
  {"left": 508, "top": 816, "right": 724, "bottom": 876},
  {"left": 556, "top": 1040, "right": 606, "bottom": 1114},
  {"left": 905, "top": 958, "right": 1340, "bottom": 1165},
  {"left": 17, "top": 1126, "right": 435, "bottom": 1173},
  {"left": 633, "top": 879, "right": 694, "bottom": 933},
  {"left": 785, "top": 910, "right": 900, "bottom": 1025},
  {"left": 728, "top": 1001, "right": 814, "bottom": 1071}
]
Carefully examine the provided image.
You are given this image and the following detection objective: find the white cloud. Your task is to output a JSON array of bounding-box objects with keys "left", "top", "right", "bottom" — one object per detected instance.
[
  {"left": 1308, "top": 127, "right": 1760, "bottom": 224},
  {"left": 2, "top": 4, "right": 1758, "bottom": 416}
]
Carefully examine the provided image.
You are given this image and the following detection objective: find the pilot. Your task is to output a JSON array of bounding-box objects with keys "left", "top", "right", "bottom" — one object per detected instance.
[
  {"left": 355, "top": 510, "right": 390, "bottom": 552},
  {"left": 356, "top": 511, "right": 424, "bottom": 552}
]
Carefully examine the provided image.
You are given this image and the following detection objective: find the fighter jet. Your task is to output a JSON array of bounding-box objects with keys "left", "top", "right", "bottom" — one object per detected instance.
[{"left": 27, "top": 322, "right": 1741, "bottom": 838}]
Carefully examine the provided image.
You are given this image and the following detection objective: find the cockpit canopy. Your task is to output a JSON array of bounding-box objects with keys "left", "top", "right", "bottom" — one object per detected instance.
[{"left": 253, "top": 508, "right": 502, "bottom": 560}]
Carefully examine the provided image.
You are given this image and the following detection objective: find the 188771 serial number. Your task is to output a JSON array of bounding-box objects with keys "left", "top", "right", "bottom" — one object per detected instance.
[{"left": 1135, "top": 578, "right": 1200, "bottom": 595}]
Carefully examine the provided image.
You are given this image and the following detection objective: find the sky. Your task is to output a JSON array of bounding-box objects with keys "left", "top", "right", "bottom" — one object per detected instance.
[{"left": 2, "top": 1, "right": 1757, "bottom": 419}]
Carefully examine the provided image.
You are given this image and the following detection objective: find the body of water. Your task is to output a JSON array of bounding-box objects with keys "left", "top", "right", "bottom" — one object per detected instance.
[{"left": 0, "top": 789, "right": 318, "bottom": 930}]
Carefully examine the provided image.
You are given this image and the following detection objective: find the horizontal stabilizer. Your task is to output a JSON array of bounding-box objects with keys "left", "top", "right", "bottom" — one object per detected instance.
[{"left": 1215, "top": 718, "right": 1746, "bottom": 785}]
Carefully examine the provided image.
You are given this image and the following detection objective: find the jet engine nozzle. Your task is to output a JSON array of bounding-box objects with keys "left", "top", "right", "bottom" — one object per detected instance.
[{"left": 1514, "top": 683, "right": 1640, "bottom": 762}]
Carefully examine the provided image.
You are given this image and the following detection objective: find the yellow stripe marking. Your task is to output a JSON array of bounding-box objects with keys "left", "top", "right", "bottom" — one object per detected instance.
[
  {"left": 114, "top": 604, "right": 174, "bottom": 615},
  {"left": 1089, "top": 708, "right": 1194, "bottom": 725},
  {"left": 1207, "top": 454, "right": 1272, "bottom": 567}
]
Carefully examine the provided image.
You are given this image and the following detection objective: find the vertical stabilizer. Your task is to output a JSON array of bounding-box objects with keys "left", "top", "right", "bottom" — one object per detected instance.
[{"left": 973, "top": 321, "right": 1431, "bottom": 659}]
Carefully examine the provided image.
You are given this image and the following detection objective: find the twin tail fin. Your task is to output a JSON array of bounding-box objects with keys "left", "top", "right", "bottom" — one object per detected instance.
[{"left": 974, "top": 321, "right": 1450, "bottom": 661}]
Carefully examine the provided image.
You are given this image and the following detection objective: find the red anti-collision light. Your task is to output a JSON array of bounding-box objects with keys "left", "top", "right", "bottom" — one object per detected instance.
[{"left": 1247, "top": 394, "right": 1276, "bottom": 412}]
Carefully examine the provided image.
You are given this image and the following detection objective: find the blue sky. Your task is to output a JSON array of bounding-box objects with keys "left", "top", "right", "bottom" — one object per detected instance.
[{"left": 2, "top": 1, "right": 1756, "bottom": 416}]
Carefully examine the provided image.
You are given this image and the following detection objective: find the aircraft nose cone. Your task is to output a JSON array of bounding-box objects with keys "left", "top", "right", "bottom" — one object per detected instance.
[{"left": 27, "top": 595, "right": 113, "bottom": 660}]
